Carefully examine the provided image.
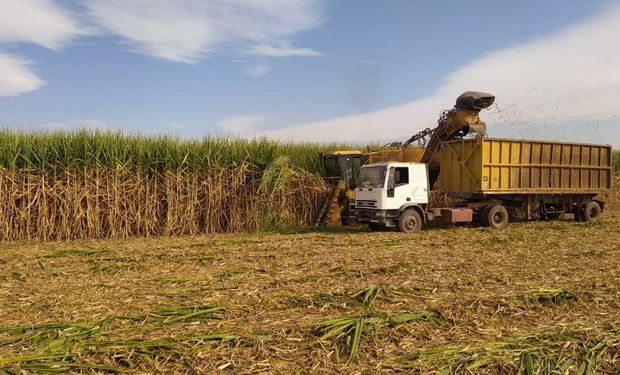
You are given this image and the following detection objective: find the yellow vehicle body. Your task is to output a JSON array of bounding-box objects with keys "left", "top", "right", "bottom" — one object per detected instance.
[
  {"left": 439, "top": 138, "right": 612, "bottom": 194},
  {"left": 366, "top": 147, "right": 424, "bottom": 164},
  {"left": 317, "top": 150, "right": 363, "bottom": 226},
  {"left": 323, "top": 150, "right": 363, "bottom": 156}
]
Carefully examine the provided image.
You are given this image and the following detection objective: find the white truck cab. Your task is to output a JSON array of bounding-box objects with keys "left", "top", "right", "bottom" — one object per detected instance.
[{"left": 355, "top": 162, "right": 429, "bottom": 232}]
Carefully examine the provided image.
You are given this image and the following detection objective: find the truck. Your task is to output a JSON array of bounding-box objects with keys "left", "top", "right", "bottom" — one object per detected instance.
[
  {"left": 315, "top": 91, "right": 495, "bottom": 227},
  {"left": 354, "top": 92, "right": 613, "bottom": 232}
]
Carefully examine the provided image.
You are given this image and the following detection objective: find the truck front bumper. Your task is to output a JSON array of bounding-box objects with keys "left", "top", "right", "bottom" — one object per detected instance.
[{"left": 356, "top": 209, "right": 399, "bottom": 227}]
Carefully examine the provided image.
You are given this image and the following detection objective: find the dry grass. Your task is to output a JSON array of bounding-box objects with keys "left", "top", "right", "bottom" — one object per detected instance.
[
  {"left": 0, "top": 159, "right": 327, "bottom": 241},
  {"left": 606, "top": 173, "right": 620, "bottom": 209},
  {"left": 1, "top": 213, "right": 619, "bottom": 373}
]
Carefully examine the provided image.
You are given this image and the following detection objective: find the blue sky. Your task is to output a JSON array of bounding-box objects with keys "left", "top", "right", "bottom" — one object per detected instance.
[{"left": 1, "top": 0, "right": 618, "bottom": 145}]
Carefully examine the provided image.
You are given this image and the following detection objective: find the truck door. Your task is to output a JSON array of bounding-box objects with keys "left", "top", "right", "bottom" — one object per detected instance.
[
  {"left": 409, "top": 165, "right": 429, "bottom": 204},
  {"left": 385, "top": 166, "right": 411, "bottom": 210},
  {"left": 386, "top": 166, "right": 428, "bottom": 209}
]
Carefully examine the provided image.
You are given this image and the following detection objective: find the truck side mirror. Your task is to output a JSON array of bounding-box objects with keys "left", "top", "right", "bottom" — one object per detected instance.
[{"left": 387, "top": 167, "right": 395, "bottom": 197}]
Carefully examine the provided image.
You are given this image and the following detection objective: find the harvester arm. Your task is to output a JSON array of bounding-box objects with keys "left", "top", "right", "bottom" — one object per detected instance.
[{"left": 408, "top": 91, "right": 495, "bottom": 187}]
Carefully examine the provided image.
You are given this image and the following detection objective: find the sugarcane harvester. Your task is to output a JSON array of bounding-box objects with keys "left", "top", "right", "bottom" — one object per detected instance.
[{"left": 315, "top": 151, "right": 363, "bottom": 226}]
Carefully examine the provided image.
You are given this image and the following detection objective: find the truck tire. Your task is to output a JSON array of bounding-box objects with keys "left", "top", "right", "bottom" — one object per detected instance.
[
  {"left": 583, "top": 201, "right": 602, "bottom": 223},
  {"left": 398, "top": 209, "right": 422, "bottom": 233},
  {"left": 486, "top": 205, "right": 509, "bottom": 229},
  {"left": 480, "top": 205, "right": 492, "bottom": 226}
]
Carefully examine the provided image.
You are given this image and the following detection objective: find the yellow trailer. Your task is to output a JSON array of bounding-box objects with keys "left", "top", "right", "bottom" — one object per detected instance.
[
  {"left": 437, "top": 138, "right": 612, "bottom": 225},
  {"left": 439, "top": 138, "right": 612, "bottom": 193}
]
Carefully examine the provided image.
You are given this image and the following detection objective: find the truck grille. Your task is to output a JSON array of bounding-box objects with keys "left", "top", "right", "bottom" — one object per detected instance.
[{"left": 356, "top": 200, "right": 377, "bottom": 208}]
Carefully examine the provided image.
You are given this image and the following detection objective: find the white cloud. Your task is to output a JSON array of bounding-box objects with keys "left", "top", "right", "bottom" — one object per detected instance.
[
  {"left": 244, "top": 43, "right": 322, "bottom": 57},
  {"left": 264, "top": 4, "right": 620, "bottom": 143},
  {"left": 0, "top": 54, "right": 45, "bottom": 96},
  {"left": 0, "top": 0, "right": 85, "bottom": 96},
  {"left": 83, "top": 0, "right": 325, "bottom": 63},
  {"left": 41, "top": 119, "right": 111, "bottom": 132},
  {"left": 37, "top": 122, "right": 72, "bottom": 131},
  {"left": 353, "top": 58, "right": 375, "bottom": 65},
  {"left": 243, "top": 63, "right": 271, "bottom": 77},
  {"left": 217, "top": 114, "right": 266, "bottom": 135},
  {"left": 5, "top": 119, "right": 115, "bottom": 133},
  {"left": 0, "top": 0, "right": 84, "bottom": 50},
  {"left": 0, "top": 0, "right": 324, "bottom": 92}
]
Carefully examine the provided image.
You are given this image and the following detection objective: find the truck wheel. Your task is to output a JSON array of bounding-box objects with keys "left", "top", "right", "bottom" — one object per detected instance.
[
  {"left": 583, "top": 201, "right": 602, "bottom": 223},
  {"left": 486, "top": 205, "right": 509, "bottom": 229},
  {"left": 399, "top": 209, "right": 422, "bottom": 233},
  {"left": 479, "top": 205, "right": 492, "bottom": 226}
]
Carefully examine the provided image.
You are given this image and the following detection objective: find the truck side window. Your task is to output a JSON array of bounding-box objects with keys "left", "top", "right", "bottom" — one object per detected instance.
[{"left": 395, "top": 167, "right": 409, "bottom": 186}]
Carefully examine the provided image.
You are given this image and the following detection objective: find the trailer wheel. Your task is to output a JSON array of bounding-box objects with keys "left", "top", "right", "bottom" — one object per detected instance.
[
  {"left": 486, "top": 205, "right": 509, "bottom": 229},
  {"left": 399, "top": 209, "right": 422, "bottom": 233},
  {"left": 583, "top": 201, "right": 602, "bottom": 223}
]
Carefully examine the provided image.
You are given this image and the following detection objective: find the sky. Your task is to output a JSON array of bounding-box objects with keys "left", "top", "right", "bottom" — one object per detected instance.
[{"left": 0, "top": 0, "right": 619, "bottom": 146}]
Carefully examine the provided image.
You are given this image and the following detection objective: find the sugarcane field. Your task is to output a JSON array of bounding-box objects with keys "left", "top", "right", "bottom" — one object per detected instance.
[
  {"left": 3, "top": 2, "right": 620, "bottom": 374},
  {"left": 1, "top": 207, "right": 620, "bottom": 373},
  {"left": 0, "top": 129, "right": 618, "bottom": 374}
]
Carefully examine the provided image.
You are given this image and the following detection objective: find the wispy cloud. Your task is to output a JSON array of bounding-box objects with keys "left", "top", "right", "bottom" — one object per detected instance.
[
  {"left": 353, "top": 58, "right": 375, "bottom": 65},
  {"left": 0, "top": 0, "right": 326, "bottom": 95},
  {"left": 0, "top": 0, "right": 85, "bottom": 49},
  {"left": 0, "top": 0, "right": 84, "bottom": 96},
  {"left": 243, "top": 63, "right": 271, "bottom": 77},
  {"left": 217, "top": 114, "right": 266, "bottom": 135},
  {"left": 0, "top": 53, "right": 45, "bottom": 96},
  {"left": 6, "top": 119, "right": 113, "bottom": 133},
  {"left": 83, "top": 0, "right": 326, "bottom": 64},
  {"left": 264, "top": 3, "right": 620, "bottom": 143},
  {"left": 244, "top": 43, "right": 322, "bottom": 57}
]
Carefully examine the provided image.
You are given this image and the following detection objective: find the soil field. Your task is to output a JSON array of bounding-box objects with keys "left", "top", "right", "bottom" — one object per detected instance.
[{"left": 1, "top": 214, "right": 619, "bottom": 374}]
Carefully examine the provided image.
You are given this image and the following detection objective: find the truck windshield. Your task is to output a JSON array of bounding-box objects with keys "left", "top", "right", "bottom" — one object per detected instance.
[{"left": 358, "top": 166, "right": 386, "bottom": 188}]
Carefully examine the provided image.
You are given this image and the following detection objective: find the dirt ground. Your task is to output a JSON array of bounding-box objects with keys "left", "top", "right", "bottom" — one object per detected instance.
[{"left": 1, "top": 213, "right": 619, "bottom": 374}]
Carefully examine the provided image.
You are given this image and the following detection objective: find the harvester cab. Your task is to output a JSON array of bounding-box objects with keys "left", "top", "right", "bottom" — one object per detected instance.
[{"left": 315, "top": 151, "right": 364, "bottom": 226}]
